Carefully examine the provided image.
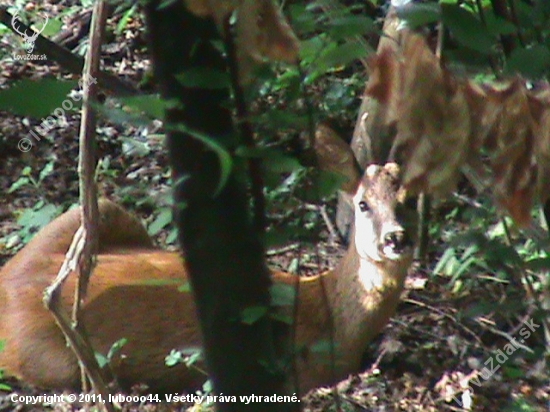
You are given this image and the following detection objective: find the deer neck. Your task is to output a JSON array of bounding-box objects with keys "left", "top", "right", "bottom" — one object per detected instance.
[{"left": 326, "top": 238, "right": 409, "bottom": 362}]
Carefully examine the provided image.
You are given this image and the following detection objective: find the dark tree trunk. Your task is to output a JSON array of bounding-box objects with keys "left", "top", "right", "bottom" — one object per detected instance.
[{"left": 145, "top": 2, "right": 295, "bottom": 411}]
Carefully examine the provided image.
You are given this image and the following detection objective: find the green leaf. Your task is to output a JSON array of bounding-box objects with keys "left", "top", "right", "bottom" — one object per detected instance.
[
  {"left": 148, "top": 208, "right": 172, "bottom": 236},
  {"left": 484, "top": 13, "right": 517, "bottom": 36},
  {"left": 311, "top": 39, "right": 370, "bottom": 77},
  {"left": 181, "top": 348, "right": 204, "bottom": 367},
  {"left": 299, "top": 36, "right": 326, "bottom": 64},
  {"left": 117, "top": 94, "right": 167, "bottom": 120},
  {"left": 454, "top": 254, "right": 476, "bottom": 278},
  {"left": 17, "top": 204, "right": 60, "bottom": 234},
  {"left": 166, "top": 228, "right": 178, "bottom": 244},
  {"left": 165, "top": 349, "right": 183, "bottom": 367},
  {"left": 41, "top": 18, "right": 62, "bottom": 37},
  {"left": 287, "top": 257, "right": 300, "bottom": 274},
  {"left": 38, "top": 161, "right": 54, "bottom": 182},
  {"left": 264, "top": 227, "right": 296, "bottom": 249},
  {"left": 120, "top": 137, "right": 152, "bottom": 157},
  {"left": 270, "top": 312, "right": 294, "bottom": 325},
  {"left": 236, "top": 147, "right": 303, "bottom": 174},
  {"left": 107, "top": 338, "right": 128, "bottom": 361},
  {"left": 506, "top": 45, "right": 550, "bottom": 78},
  {"left": 178, "top": 281, "right": 192, "bottom": 293},
  {"left": 202, "top": 379, "right": 213, "bottom": 394},
  {"left": 94, "top": 104, "right": 150, "bottom": 127},
  {"left": 0, "top": 79, "right": 78, "bottom": 118},
  {"left": 325, "top": 16, "right": 375, "bottom": 39},
  {"left": 525, "top": 256, "right": 550, "bottom": 271},
  {"left": 8, "top": 176, "right": 30, "bottom": 193},
  {"left": 165, "top": 347, "right": 204, "bottom": 367},
  {"left": 95, "top": 353, "right": 109, "bottom": 369},
  {"left": 434, "top": 247, "right": 457, "bottom": 275},
  {"left": 240, "top": 306, "right": 268, "bottom": 325},
  {"left": 262, "top": 109, "right": 309, "bottom": 129},
  {"left": 270, "top": 283, "right": 296, "bottom": 307},
  {"left": 172, "top": 124, "right": 233, "bottom": 197},
  {"left": 300, "top": 170, "right": 348, "bottom": 202},
  {"left": 176, "top": 68, "right": 230, "bottom": 89},
  {"left": 266, "top": 67, "right": 301, "bottom": 93},
  {"left": 441, "top": 4, "right": 496, "bottom": 54},
  {"left": 503, "top": 365, "right": 525, "bottom": 379},
  {"left": 116, "top": 4, "right": 137, "bottom": 34},
  {"left": 396, "top": 3, "right": 440, "bottom": 29},
  {"left": 289, "top": 4, "right": 317, "bottom": 35}
]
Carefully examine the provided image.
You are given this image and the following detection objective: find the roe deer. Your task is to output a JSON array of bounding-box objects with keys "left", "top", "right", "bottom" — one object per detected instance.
[{"left": 0, "top": 138, "right": 415, "bottom": 395}]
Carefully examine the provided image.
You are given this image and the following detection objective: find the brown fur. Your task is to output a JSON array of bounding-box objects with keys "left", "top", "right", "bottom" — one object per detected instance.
[{"left": 0, "top": 165, "right": 414, "bottom": 394}]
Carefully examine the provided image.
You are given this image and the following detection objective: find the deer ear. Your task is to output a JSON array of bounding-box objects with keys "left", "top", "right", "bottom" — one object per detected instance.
[
  {"left": 382, "top": 163, "right": 408, "bottom": 202},
  {"left": 313, "top": 123, "right": 361, "bottom": 195},
  {"left": 383, "top": 162, "right": 401, "bottom": 179}
]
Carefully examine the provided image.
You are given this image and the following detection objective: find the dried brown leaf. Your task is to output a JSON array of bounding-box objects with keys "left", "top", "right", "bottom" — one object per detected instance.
[
  {"left": 314, "top": 123, "right": 361, "bottom": 195},
  {"left": 253, "top": 0, "right": 300, "bottom": 63},
  {"left": 530, "top": 89, "right": 550, "bottom": 205},
  {"left": 463, "top": 81, "right": 503, "bottom": 152},
  {"left": 484, "top": 81, "right": 536, "bottom": 225},
  {"left": 391, "top": 35, "right": 470, "bottom": 196},
  {"left": 361, "top": 45, "right": 402, "bottom": 163},
  {"left": 365, "top": 34, "right": 543, "bottom": 225},
  {"left": 365, "top": 46, "right": 401, "bottom": 108},
  {"left": 184, "top": 0, "right": 299, "bottom": 85},
  {"left": 236, "top": 0, "right": 299, "bottom": 83}
]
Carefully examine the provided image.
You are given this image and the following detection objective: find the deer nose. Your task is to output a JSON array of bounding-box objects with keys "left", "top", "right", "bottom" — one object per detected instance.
[{"left": 382, "top": 229, "right": 411, "bottom": 256}]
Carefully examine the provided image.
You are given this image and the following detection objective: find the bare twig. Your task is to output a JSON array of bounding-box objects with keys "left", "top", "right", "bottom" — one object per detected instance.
[
  {"left": 474, "top": 318, "right": 535, "bottom": 353},
  {"left": 403, "top": 298, "right": 482, "bottom": 344},
  {"left": 43, "top": 2, "right": 114, "bottom": 411},
  {"left": 43, "top": 228, "right": 113, "bottom": 410},
  {"left": 265, "top": 243, "right": 300, "bottom": 256},
  {"left": 319, "top": 205, "right": 341, "bottom": 242}
]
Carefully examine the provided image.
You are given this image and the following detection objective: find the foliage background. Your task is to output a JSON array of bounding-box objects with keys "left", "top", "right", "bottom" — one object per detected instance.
[{"left": 0, "top": 0, "right": 548, "bottom": 410}]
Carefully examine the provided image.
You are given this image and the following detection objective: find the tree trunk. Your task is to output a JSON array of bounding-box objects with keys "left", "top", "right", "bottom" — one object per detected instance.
[{"left": 145, "top": 3, "right": 295, "bottom": 411}]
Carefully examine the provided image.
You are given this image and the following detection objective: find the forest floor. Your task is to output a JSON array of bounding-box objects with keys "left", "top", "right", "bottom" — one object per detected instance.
[{"left": 0, "top": 1, "right": 548, "bottom": 411}]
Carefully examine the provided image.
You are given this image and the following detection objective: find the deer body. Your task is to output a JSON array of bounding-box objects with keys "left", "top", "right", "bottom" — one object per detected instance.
[{"left": 0, "top": 164, "right": 413, "bottom": 394}]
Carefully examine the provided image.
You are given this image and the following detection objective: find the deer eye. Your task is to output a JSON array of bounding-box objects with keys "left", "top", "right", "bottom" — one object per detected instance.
[{"left": 358, "top": 200, "right": 370, "bottom": 212}]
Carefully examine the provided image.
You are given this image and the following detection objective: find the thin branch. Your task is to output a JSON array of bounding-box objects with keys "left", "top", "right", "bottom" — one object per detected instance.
[
  {"left": 43, "top": 1, "right": 114, "bottom": 410},
  {"left": 43, "top": 228, "right": 114, "bottom": 412},
  {"left": 74, "top": 1, "right": 112, "bottom": 403}
]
